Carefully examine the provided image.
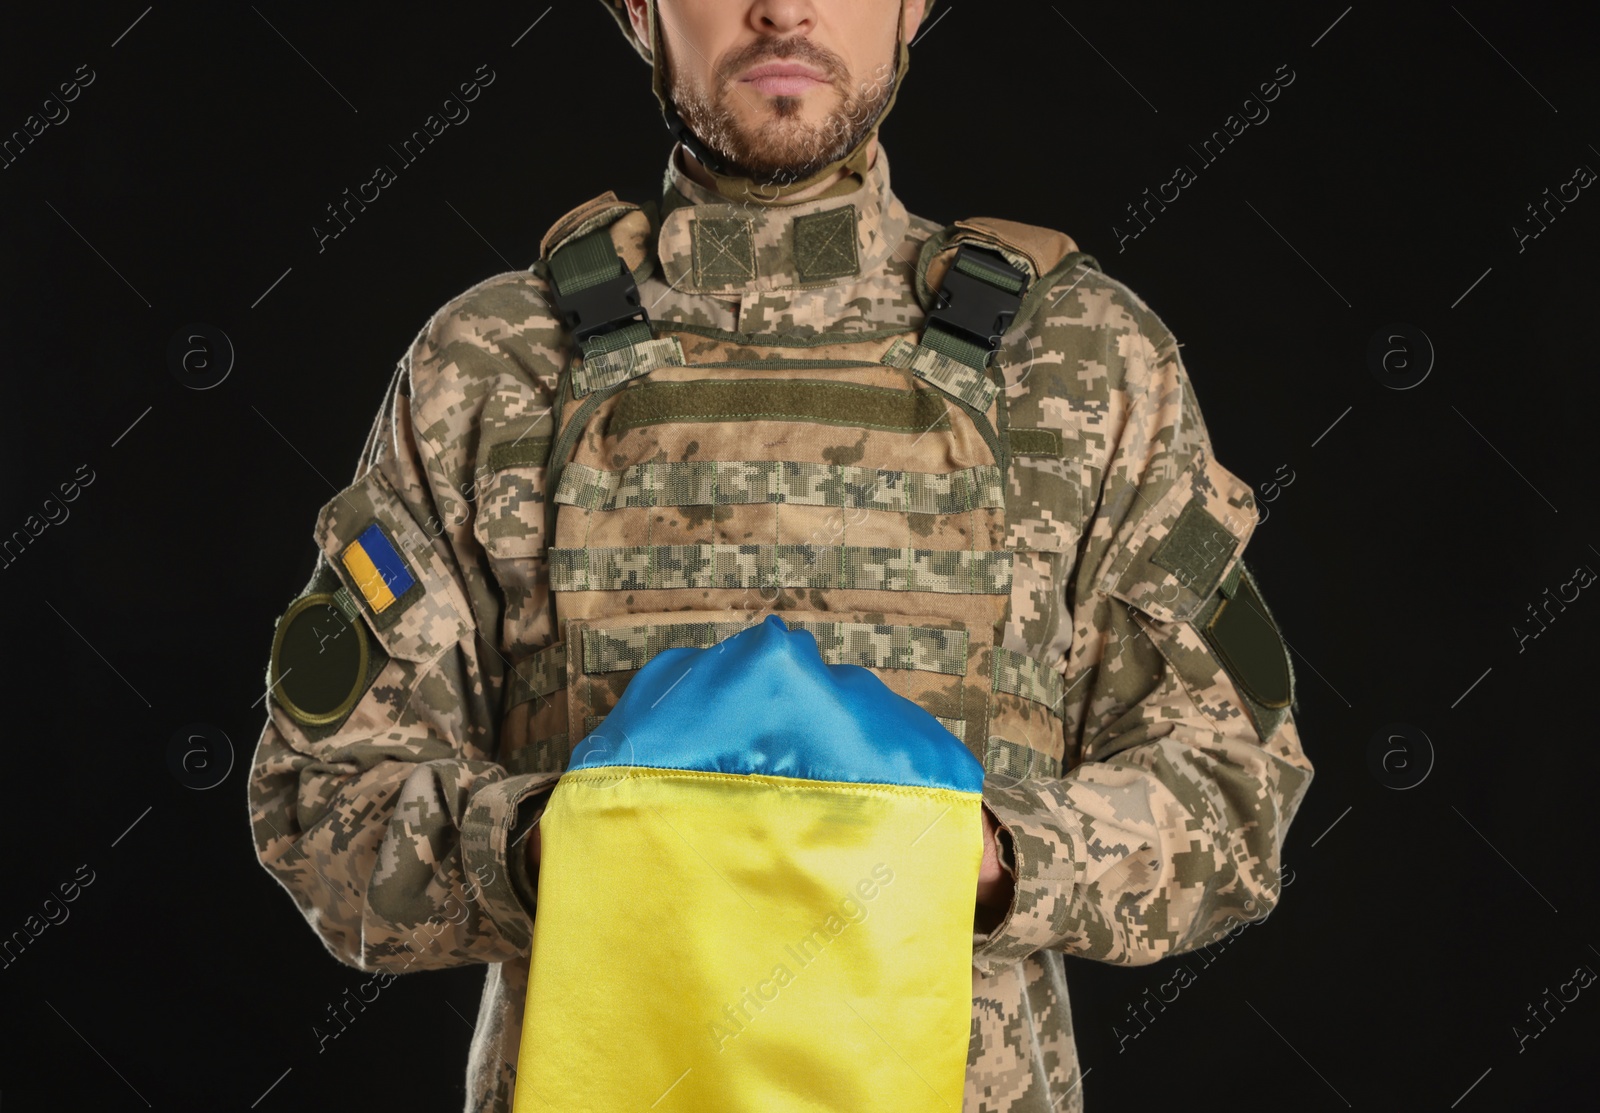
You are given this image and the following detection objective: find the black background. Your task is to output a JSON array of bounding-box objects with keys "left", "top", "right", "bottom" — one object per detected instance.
[{"left": 3, "top": 1, "right": 1597, "bottom": 1109}]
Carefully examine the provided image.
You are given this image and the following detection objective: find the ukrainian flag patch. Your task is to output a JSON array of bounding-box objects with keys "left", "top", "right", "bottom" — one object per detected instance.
[{"left": 340, "top": 522, "right": 416, "bottom": 615}]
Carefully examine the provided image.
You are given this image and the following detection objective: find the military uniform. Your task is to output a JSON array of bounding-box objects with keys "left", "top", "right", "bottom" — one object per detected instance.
[{"left": 248, "top": 7, "right": 1313, "bottom": 1112}]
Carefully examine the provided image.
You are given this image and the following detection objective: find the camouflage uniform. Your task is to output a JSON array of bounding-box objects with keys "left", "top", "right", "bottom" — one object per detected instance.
[{"left": 249, "top": 138, "right": 1313, "bottom": 1112}]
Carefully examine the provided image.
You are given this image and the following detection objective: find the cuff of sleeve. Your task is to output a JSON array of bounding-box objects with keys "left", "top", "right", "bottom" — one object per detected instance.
[
  {"left": 971, "top": 773, "right": 1084, "bottom": 976},
  {"left": 461, "top": 771, "right": 563, "bottom": 954},
  {"left": 506, "top": 787, "right": 556, "bottom": 920}
]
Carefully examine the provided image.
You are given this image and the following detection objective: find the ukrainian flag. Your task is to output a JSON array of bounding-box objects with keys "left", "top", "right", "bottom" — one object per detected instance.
[
  {"left": 515, "top": 614, "right": 984, "bottom": 1112},
  {"left": 340, "top": 523, "right": 414, "bottom": 613}
]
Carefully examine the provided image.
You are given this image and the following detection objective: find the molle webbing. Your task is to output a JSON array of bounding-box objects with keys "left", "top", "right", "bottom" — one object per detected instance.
[
  {"left": 548, "top": 544, "right": 1013, "bottom": 595},
  {"left": 990, "top": 646, "right": 1066, "bottom": 713},
  {"left": 582, "top": 619, "right": 968, "bottom": 677},
  {"left": 909, "top": 341, "right": 998, "bottom": 413},
  {"left": 570, "top": 336, "right": 685, "bottom": 398},
  {"left": 555, "top": 460, "right": 1005, "bottom": 514}
]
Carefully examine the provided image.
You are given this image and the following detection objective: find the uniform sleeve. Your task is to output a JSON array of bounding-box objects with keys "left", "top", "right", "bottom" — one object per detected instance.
[
  {"left": 248, "top": 283, "right": 564, "bottom": 973},
  {"left": 972, "top": 305, "right": 1314, "bottom": 975}
]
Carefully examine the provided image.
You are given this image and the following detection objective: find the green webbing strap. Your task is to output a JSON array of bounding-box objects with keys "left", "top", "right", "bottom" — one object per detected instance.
[
  {"left": 609, "top": 378, "right": 954, "bottom": 436},
  {"left": 1008, "top": 428, "right": 1063, "bottom": 458},
  {"left": 549, "top": 231, "right": 625, "bottom": 295},
  {"left": 990, "top": 646, "right": 1066, "bottom": 714},
  {"left": 919, "top": 325, "right": 994, "bottom": 378},
  {"left": 918, "top": 242, "right": 1031, "bottom": 375},
  {"left": 953, "top": 249, "right": 1026, "bottom": 292},
  {"left": 579, "top": 320, "right": 654, "bottom": 356},
  {"left": 487, "top": 438, "right": 552, "bottom": 471},
  {"left": 330, "top": 587, "right": 360, "bottom": 623},
  {"left": 547, "top": 227, "right": 654, "bottom": 362}
]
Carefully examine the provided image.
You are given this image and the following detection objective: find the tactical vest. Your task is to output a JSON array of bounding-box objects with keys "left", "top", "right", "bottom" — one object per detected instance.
[{"left": 496, "top": 193, "right": 1098, "bottom": 788}]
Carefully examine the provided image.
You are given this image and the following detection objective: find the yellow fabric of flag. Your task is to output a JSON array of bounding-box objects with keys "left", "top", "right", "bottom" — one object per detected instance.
[{"left": 514, "top": 615, "right": 984, "bottom": 1112}]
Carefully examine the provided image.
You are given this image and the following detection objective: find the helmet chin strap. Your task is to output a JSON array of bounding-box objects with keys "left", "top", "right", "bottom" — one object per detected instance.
[{"left": 648, "top": 0, "right": 912, "bottom": 204}]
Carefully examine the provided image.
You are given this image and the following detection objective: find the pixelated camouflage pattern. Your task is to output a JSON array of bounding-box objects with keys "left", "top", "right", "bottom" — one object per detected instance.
[
  {"left": 990, "top": 645, "right": 1065, "bottom": 711},
  {"left": 554, "top": 459, "right": 1005, "bottom": 514},
  {"left": 479, "top": 460, "right": 550, "bottom": 563},
  {"left": 569, "top": 335, "right": 684, "bottom": 397},
  {"left": 582, "top": 616, "right": 968, "bottom": 676},
  {"left": 247, "top": 142, "right": 1312, "bottom": 1113},
  {"left": 547, "top": 542, "right": 1014, "bottom": 594},
  {"left": 506, "top": 642, "right": 566, "bottom": 713},
  {"left": 647, "top": 151, "right": 928, "bottom": 339},
  {"left": 984, "top": 735, "right": 1063, "bottom": 783},
  {"left": 911, "top": 341, "right": 1001, "bottom": 412},
  {"left": 967, "top": 952, "right": 1082, "bottom": 1112}
]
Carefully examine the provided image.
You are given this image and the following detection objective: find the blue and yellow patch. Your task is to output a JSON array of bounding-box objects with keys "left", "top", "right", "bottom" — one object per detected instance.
[{"left": 340, "top": 522, "right": 416, "bottom": 615}]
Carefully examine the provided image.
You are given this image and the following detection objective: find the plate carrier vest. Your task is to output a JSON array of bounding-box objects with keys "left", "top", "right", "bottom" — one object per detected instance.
[{"left": 499, "top": 193, "right": 1098, "bottom": 788}]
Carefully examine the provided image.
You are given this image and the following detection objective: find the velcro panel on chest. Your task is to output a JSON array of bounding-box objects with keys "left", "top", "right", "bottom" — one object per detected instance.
[
  {"left": 515, "top": 616, "right": 980, "bottom": 1112},
  {"left": 608, "top": 377, "right": 952, "bottom": 435}
]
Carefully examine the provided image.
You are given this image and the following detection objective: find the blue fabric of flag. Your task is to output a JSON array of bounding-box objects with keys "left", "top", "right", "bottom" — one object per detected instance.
[{"left": 568, "top": 613, "right": 985, "bottom": 792}]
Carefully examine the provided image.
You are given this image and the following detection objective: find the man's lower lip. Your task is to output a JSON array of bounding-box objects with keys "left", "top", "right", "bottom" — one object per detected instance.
[{"left": 744, "top": 74, "right": 824, "bottom": 96}]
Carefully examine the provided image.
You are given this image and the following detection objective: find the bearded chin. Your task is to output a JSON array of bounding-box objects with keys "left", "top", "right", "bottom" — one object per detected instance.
[{"left": 673, "top": 79, "right": 890, "bottom": 186}]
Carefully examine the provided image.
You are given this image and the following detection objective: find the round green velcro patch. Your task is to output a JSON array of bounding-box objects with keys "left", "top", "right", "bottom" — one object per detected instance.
[{"left": 270, "top": 592, "right": 370, "bottom": 726}]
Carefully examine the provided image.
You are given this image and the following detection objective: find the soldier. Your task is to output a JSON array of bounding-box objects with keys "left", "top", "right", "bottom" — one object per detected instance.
[{"left": 248, "top": 1, "right": 1315, "bottom": 1111}]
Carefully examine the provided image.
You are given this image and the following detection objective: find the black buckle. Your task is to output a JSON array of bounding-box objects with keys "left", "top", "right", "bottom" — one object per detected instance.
[
  {"left": 556, "top": 266, "right": 647, "bottom": 343},
  {"left": 926, "top": 245, "right": 1028, "bottom": 353}
]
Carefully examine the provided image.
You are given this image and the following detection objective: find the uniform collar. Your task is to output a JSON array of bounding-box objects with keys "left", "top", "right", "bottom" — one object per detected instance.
[{"left": 655, "top": 144, "right": 910, "bottom": 295}]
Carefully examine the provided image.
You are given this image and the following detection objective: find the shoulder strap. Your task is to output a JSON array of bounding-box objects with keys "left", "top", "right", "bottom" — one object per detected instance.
[
  {"left": 536, "top": 193, "right": 686, "bottom": 541},
  {"left": 920, "top": 243, "right": 1030, "bottom": 375},
  {"left": 913, "top": 217, "right": 1100, "bottom": 371},
  {"left": 951, "top": 218, "right": 1079, "bottom": 283},
  {"left": 540, "top": 193, "right": 654, "bottom": 360},
  {"left": 895, "top": 217, "right": 1098, "bottom": 475}
]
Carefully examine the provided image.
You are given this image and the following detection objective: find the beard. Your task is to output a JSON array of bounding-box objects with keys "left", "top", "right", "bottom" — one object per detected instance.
[{"left": 667, "top": 36, "right": 896, "bottom": 185}]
